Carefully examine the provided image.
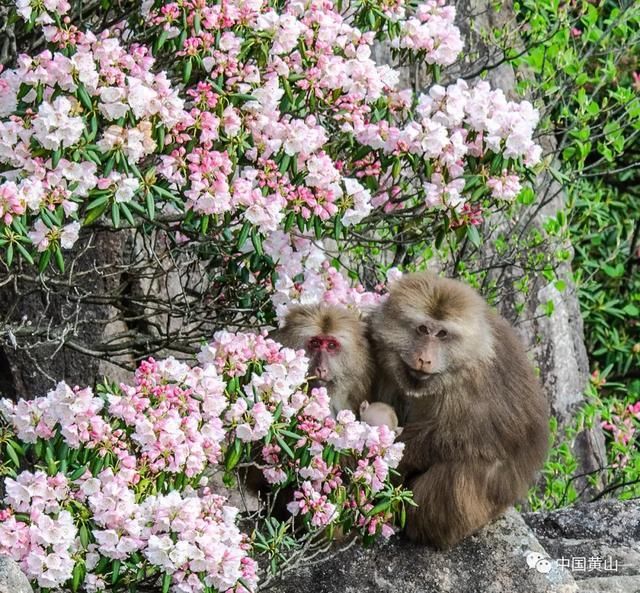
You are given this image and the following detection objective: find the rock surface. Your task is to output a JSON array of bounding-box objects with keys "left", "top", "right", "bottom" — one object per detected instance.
[
  {"left": 0, "top": 557, "right": 33, "bottom": 593},
  {"left": 268, "top": 501, "right": 640, "bottom": 593},
  {"left": 269, "top": 509, "right": 578, "bottom": 593},
  {"left": 524, "top": 500, "right": 640, "bottom": 593}
]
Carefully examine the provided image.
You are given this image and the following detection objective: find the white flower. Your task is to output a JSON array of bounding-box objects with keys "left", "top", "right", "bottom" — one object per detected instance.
[
  {"left": 127, "top": 77, "right": 159, "bottom": 119},
  {"left": 341, "top": 177, "right": 372, "bottom": 226},
  {"left": 60, "top": 221, "right": 81, "bottom": 249},
  {"left": 114, "top": 176, "right": 139, "bottom": 203},
  {"left": 15, "top": 0, "right": 32, "bottom": 21},
  {"left": 32, "top": 97, "right": 84, "bottom": 150}
]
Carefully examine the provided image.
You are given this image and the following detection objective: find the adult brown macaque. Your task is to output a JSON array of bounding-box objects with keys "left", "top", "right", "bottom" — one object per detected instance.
[
  {"left": 368, "top": 272, "right": 549, "bottom": 549},
  {"left": 272, "top": 304, "right": 372, "bottom": 416}
]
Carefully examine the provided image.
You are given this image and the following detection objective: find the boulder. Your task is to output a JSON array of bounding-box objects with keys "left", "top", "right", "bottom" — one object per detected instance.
[
  {"left": 269, "top": 509, "right": 578, "bottom": 593},
  {"left": 0, "top": 557, "right": 32, "bottom": 593},
  {"left": 524, "top": 499, "right": 640, "bottom": 593}
]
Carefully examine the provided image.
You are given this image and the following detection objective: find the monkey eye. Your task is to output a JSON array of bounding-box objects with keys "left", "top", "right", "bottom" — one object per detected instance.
[
  {"left": 308, "top": 338, "right": 321, "bottom": 349},
  {"left": 327, "top": 339, "right": 340, "bottom": 351},
  {"left": 436, "top": 329, "right": 448, "bottom": 338},
  {"left": 417, "top": 325, "right": 430, "bottom": 335}
]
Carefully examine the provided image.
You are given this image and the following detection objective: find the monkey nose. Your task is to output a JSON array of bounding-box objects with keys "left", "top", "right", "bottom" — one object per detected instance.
[{"left": 316, "top": 366, "right": 328, "bottom": 380}]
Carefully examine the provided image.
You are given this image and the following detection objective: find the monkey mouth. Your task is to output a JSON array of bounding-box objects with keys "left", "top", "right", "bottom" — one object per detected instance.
[
  {"left": 401, "top": 360, "right": 437, "bottom": 382},
  {"left": 308, "top": 377, "right": 333, "bottom": 389}
]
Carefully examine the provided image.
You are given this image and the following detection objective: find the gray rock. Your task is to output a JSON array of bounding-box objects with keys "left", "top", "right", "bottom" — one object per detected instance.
[
  {"left": 0, "top": 557, "right": 32, "bottom": 593},
  {"left": 267, "top": 509, "right": 578, "bottom": 593},
  {"left": 524, "top": 500, "right": 640, "bottom": 593}
]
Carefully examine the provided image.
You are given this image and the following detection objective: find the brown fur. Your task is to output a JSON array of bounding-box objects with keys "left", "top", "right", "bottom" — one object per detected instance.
[
  {"left": 368, "top": 272, "right": 549, "bottom": 549},
  {"left": 272, "top": 304, "right": 372, "bottom": 415}
]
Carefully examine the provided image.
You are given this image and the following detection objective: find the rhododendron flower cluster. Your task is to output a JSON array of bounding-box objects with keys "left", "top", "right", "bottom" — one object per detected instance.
[
  {"left": 263, "top": 231, "right": 387, "bottom": 318},
  {"left": 391, "top": 0, "right": 463, "bottom": 65},
  {"left": 1, "top": 329, "right": 409, "bottom": 593},
  {"left": 0, "top": 0, "right": 541, "bottom": 318}
]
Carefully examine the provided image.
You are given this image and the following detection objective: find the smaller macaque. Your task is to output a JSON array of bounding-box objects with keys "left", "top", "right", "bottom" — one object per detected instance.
[
  {"left": 272, "top": 304, "right": 372, "bottom": 416},
  {"left": 359, "top": 400, "right": 403, "bottom": 435},
  {"left": 245, "top": 304, "right": 373, "bottom": 519}
]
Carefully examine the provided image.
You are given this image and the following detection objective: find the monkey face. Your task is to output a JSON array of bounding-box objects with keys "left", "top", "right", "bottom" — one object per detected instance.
[
  {"left": 370, "top": 272, "right": 496, "bottom": 397},
  {"left": 306, "top": 335, "right": 341, "bottom": 386},
  {"left": 385, "top": 316, "right": 456, "bottom": 391},
  {"left": 273, "top": 304, "right": 373, "bottom": 414}
]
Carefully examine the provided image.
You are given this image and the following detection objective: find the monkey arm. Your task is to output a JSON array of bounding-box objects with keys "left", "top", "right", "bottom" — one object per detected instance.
[{"left": 395, "top": 422, "right": 437, "bottom": 478}]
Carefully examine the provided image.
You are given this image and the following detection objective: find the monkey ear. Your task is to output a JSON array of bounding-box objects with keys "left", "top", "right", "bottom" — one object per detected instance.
[
  {"left": 359, "top": 400, "right": 369, "bottom": 414},
  {"left": 358, "top": 303, "right": 378, "bottom": 320}
]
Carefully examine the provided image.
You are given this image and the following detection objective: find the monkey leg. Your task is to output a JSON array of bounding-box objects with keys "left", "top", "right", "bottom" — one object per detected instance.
[{"left": 404, "top": 462, "right": 508, "bottom": 549}]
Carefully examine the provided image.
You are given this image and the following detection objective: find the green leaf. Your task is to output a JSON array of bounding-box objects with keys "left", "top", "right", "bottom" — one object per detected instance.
[
  {"left": 79, "top": 524, "right": 90, "bottom": 548},
  {"left": 230, "top": 93, "right": 257, "bottom": 103},
  {"left": 103, "top": 154, "right": 116, "bottom": 177},
  {"left": 54, "top": 248, "right": 65, "bottom": 273},
  {"left": 157, "top": 29, "right": 169, "bottom": 50},
  {"left": 236, "top": 222, "right": 251, "bottom": 249},
  {"left": 275, "top": 434, "right": 294, "bottom": 458},
  {"left": 111, "top": 560, "right": 121, "bottom": 585},
  {"left": 37, "top": 250, "right": 50, "bottom": 273},
  {"left": 15, "top": 241, "right": 34, "bottom": 265},
  {"left": 333, "top": 215, "right": 343, "bottom": 239},
  {"left": 71, "top": 562, "right": 85, "bottom": 592},
  {"left": 6, "top": 441, "right": 20, "bottom": 467},
  {"left": 120, "top": 203, "right": 135, "bottom": 226},
  {"left": 70, "top": 465, "right": 88, "bottom": 480},
  {"left": 162, "top": 573, "right": 172, "bottom": 593},
  {"left": 183, "top": 59, "right": 193, "bottom": 84},
  {"left": 279, "top": 154, "right": 291, "bottom": 174},
  {"left": 367, "top": 499, "right": 391, "bottom": 517},
  {"left": 146, "top": 192, "right": 155, "bottom": 219},
  {"left": 51, "top": 149, "right": 62, "bottom": 169},
  {"left": 77, "top": 85, "right": 93, "bottom": 110},
  {"left": 465, "top": 224, "right": 481, "bottom": 247},
  {"left": 84, "top": 201, "right": 109, "bottom": 226},
  {"left": 251, "top": 231, "right": 263, "bottom": 256},
  {"left": 602, "top": 263, "right": 624, "bottom": 278},
  {"left": 111, "top": 203, "right": 120, "bottom": 228},
  {"left": 45, "top": 444, "right": 57, "bottom": 474},
  {"left": 225, "top": 438, "right": 243, "bottom": 470}
]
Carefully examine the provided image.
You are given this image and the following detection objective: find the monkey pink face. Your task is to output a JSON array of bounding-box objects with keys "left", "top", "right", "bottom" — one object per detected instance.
[
  {"left": 306, "top": 335, "right": 341, "bottom": 382},
  {"left": 307, "top": 335, "right": 341, "bottom": 353}
]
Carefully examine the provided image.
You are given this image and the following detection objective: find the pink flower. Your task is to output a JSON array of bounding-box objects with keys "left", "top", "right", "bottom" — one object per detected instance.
[
  {"left": 0, "top": 181, "right": 25, "bottom": 224},
  {"left": 487, "top": 171, "right": 522, "bottom": 201}
]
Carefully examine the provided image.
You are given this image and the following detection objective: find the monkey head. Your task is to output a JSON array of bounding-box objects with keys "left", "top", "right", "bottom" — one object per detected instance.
[
  {"left": 274, "top": 304, "right": 372, "bottom": 413},
  {"left": 359, "top": 401, "right": 402, "bottom": 434},
  {"left": 370, "top": 272, "right": 496, "bottom": 397}
]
